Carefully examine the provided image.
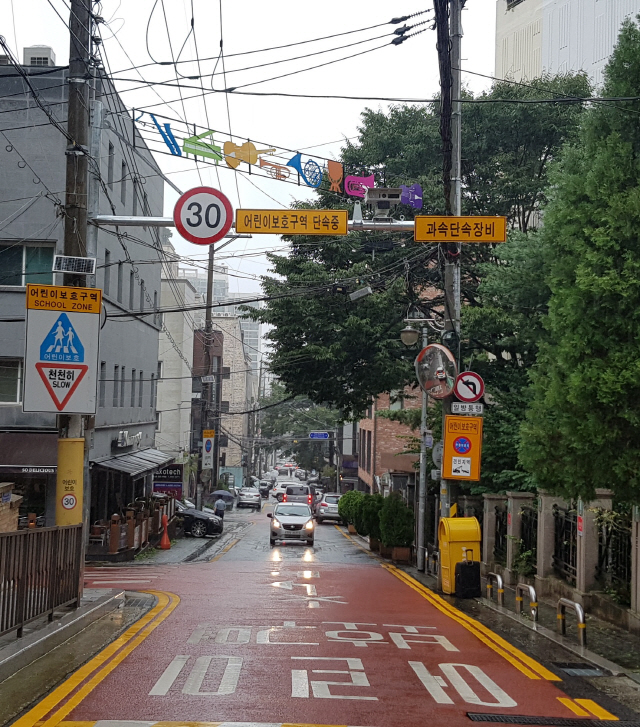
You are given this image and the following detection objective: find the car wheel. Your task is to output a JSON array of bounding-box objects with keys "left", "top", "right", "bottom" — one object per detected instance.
[
  {"left": 270, "top": 538, "right": 276, "bottom": 547},
  {"left": 191, "top": 519, "right": 207, "bottom": 538},
  {"left": 277, "top": 494, "right": 283, "bottom": 502},
  {"left": 316, "top": 518, "right": 323, "bottom": 525},
  {"left": 307, "top": 539, "right": 314, "bottom": 546}
]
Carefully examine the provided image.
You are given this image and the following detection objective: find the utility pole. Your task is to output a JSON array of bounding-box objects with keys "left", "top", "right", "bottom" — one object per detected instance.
[
  {"left": 439, "top": 0, "right": 463, "bottom": 519},
  {"left": 416, "top": 326, "right": 428, "bottom": 571},
  {"left": 59, "top": 0, "right": 91, "bottom": 527}
]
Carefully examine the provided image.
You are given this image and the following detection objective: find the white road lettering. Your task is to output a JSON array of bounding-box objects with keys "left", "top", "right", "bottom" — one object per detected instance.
[
  {"left": 149, "top": 655, "right": 190, "bottom": 696},
  {"left": 291, "top": 657, "right": 378, "bottom": 701},
  {"left": 408, "top": 661, "right": 454, "bottom": 704},
  {"left": 389, "top": 631, "right": 459, "bottom": 651},
  {"left": 257, "top": 621, "right": 318, "bottom": 645},
  {"left": 182, "top": 655, "right": 243, "bottom": 696},
  {"left": 323, "top": 621, "right": 387, "bottom": 647},
  {"left": 214, "top": 628, "right": 252, "bottom": 644}
]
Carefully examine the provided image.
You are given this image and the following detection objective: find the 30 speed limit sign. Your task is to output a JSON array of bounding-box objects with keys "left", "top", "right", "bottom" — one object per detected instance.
[{"left": 173, "top": 186, "right": 233, "bottom": 245}]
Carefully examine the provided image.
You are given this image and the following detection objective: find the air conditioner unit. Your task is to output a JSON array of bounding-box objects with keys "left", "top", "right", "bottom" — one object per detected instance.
[{"left": 117, "top": 430, "right": 128, "bottom": 447}]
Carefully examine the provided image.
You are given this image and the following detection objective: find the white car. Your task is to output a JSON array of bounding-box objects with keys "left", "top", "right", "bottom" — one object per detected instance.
[
  {"left": 315, "top": 493, "right": 342, "bottom": 523},
  {"left": 268, "top": 503, "right": 315, "bottom": 546},
  {"left": 237, "top": 487, "right": 261, "bottom": 510},
  {"left": 272, "top": 481, "right": 290, "bottom": 502}
]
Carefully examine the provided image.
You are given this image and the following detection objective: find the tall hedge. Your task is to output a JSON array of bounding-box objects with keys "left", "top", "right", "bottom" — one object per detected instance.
[
  {"left": 361, "top": 494, "right": 384, "bottom": 541},
  {"left": 337, "top": 490, "right": 364, "bottom": 525},
  {"left": 379, "top": 494, "right": 414, "bottom": 548}
]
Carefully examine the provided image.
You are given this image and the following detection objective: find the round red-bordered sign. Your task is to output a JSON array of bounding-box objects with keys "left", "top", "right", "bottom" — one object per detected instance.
[
  {"left": 454, "top": 371, "right": 485, "bottom": 403},
  {"left": 173, "top": 186, "right": 233, "bottom": 245},
  {"left": 61, "top": 493, "right": 77, "bottom": 510}
]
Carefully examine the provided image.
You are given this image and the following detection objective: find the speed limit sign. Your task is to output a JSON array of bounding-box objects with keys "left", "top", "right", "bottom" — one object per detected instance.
[{"left": 173, "top": 186, "right": 233, "bottom": 245}]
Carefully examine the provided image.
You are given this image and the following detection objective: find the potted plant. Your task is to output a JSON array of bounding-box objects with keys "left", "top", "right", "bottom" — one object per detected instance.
[
  {"left": 337, "top": 490, "right": 364, "bottom": 534},
  {"left": 354, "top": 494, "right": 370, "bottom": 537},
  {"left": 379, "top": 493, "right": 414, "bottom": 563},
  {"left": 361, "top": 494, "right": 384, "bottom": 551}
]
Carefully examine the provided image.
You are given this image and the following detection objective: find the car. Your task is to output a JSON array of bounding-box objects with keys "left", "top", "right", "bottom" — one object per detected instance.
[
  {"left": 316, "top": 493, "right": 342, "bottom": 524},
  {"left": 179, "top": 499, "right": 218, "bottom": 517},
  {"left": 178, "top": 507, "right": 223, "bottom": 538},
  {"left": 268, "top": 502, "right": 315, "bottom": 546},
  {"left": 272, "top": 482, "right": 290, "bottom": 502},
  {"left": 283, "top": 484, "right": 314, "bottom": 506},
  {"left": 237, "top": 487, "right": 261, "bottom": 510}
]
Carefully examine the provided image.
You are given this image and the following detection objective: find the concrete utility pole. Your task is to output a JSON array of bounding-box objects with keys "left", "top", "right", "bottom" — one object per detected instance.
[
  {"left": 439, "top": 0, "right": 463, "bottom": 519},
  {"left": 59, "top": 0, "right": 92, "bottom": 526},
  {"left": 416, "top": 326, "right": 429, "bottom": 571}
]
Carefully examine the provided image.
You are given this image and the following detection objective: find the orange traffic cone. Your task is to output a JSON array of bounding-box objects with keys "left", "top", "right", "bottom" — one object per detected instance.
[{"left": 160, "top": 513, "right": 171, "bottom": 550}]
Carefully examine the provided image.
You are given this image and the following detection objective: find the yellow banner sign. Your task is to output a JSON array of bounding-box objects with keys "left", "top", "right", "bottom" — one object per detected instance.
[
  {"left": 236, "top": 209, "right": 348, "bottom": 236},
  {"left": 442, "top": 415, "right": 483, "bottom": 482},
  {"left": 203, "top": 429, "right": 215, "bottom": 438},
  {"left": 27, "top": 284, "right": 102, "bottom": 314},
  {"left": 414, "top": 216, "right": 507, "bottom": 243}
]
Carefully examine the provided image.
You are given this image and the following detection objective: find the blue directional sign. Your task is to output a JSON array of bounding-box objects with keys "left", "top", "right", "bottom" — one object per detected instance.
[{"left": 309, "top": 431, "right": 330, "bottom": 440}]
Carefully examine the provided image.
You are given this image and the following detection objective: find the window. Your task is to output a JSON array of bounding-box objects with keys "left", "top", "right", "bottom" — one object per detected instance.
[
  {"left": 157, "top": 361, "right": 163, "bottom": 378},
  {"left": 120, "top": 161, "right": 127, "bottom": 205},
  {"left": 129, "top": 271, "right": 135, "bottom": 310},
  {"left": 156, "top": 411, "right": 162, "bottom": 432},
  {"left": 389, "top": 390, "right": 404, "bottom": 411},
  {"left": 117, "top": 262, "right": 123, "bottom": 302},
  {"left": 132, "top": 179, "right": 138, "bottom": 216},
  {"left": 99, "top": 362, "right": 106, "bottom": 407},
  {"left": 150, "top": 373, "right": 156, "bottom": 409},
  {"left": 138, "top": 371, "right": 144, "bottom": 407},
  {"left": 104, "top": 250, "right": 111, "bottom": 295},
  {"left": 107, "top": 143, "right": 114, "bottom": 189},
  {"left": 29, "top": 57, "right": 50, "bottom": 66},
  {"left": 143, "top": 192, "right": 149, "bottom": 230},
  {"left": 0, "top": 359, "right": 22, "bottom": 403},
  {"left": 220, "top": 401, "right": 230, "bottom": 413},
  {"left": 153, "top": 291, "right": 159, "bottom": 326},
  {"left": 131, "top": 369, "right": 136, "bottom": 407},
  {"left": 120, "top": 364, "right": 126, "bottom": 407},
  {"left": 222, "top": 366, "right": 230, "bottom": 380},
  {"left": 0, "top": 244, "right": 54, "bottom": 286},
  {"left": 139, "top": 279, "right": 144, "bottom": 312},
  {"left": 113, "top": 365, "right": 119, "bottom": 407}
]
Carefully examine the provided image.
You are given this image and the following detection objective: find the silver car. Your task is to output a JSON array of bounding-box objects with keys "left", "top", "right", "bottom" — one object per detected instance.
[
  {"left": 237, "top": 487, "right": 261, "bottom": 510},
  {"left": 268, "top": 503, "right": 315, "bottom": 546}
]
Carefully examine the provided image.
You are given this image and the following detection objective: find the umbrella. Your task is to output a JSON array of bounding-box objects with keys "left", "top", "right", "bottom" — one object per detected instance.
[{"left": 209, "top": 490, "right": 235, "bottom": 501}]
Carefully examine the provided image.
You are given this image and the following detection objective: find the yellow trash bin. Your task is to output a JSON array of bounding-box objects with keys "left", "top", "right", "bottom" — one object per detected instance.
[{"left": 438, "top": 516, "right": 482, "bottom": 595}]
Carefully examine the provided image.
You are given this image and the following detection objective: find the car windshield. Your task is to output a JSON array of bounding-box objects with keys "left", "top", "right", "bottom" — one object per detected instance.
[
  {"left": 325, "top": 495, "right": 340, "bottom": 504},
  {"left": 274, "top": 504, "right": 311, "bottom": 517},
  {"left": 286, "top": 486, "right": 308, "bottom": 495}
]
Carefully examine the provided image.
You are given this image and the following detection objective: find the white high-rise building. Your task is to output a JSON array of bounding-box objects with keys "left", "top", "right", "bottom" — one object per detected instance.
[{"left": 496, "top": 0, "right": 640, "bottom": 85}]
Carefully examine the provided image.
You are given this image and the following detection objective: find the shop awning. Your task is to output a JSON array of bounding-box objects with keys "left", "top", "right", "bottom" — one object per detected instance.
[
  {"left": 0, "top": 432, "right": 58, "bottom": 474},
  {"left": 93, "top": 448, "right": 174, "bottom": 477}
]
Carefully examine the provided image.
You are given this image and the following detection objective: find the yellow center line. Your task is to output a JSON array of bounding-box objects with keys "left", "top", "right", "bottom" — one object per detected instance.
[
  {"left": 15, "top": 591, "right": 179, "bottom": 727},
  {"left": 575, "top": 699, "right": 619, "bottom": 720},
  {"left": 210, "top": 537, "right": 241, "bottom": 562}
]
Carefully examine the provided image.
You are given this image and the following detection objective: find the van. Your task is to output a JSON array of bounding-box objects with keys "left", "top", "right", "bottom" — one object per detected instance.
[{"left": 283, "top": 485, "right": 313, "bottom": 506}]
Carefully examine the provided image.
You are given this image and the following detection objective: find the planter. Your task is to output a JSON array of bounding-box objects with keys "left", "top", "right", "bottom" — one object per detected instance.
[
  {"left": 348, "top": 524, "right": 357, "bottom": 534},
  {"left": 379, "top": 544, "right": 393, "bottom": 558},
  {"left": 369, "top": 536, "right": 380, "bottom": 552},
  {"left": 392, "top": 546, "right": 411, "bottom": 564}
]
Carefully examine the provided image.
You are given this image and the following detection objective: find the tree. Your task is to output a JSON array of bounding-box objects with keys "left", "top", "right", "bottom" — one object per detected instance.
[
  {"left": 520, "top": 19, "right": 640, "bottom": 502},
  {"left": 379, "top": 493, "right": 414, "bottom": 548}
]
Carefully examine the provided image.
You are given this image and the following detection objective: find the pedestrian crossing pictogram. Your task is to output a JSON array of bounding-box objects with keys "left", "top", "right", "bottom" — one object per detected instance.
[{"left": 40, "top": 312, "right": 85, "bottom": 363}]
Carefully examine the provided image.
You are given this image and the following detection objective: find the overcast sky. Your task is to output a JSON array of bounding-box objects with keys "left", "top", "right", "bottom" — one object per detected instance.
[{"left": 7, "top": 0, "right": 497, "bottom": 295}]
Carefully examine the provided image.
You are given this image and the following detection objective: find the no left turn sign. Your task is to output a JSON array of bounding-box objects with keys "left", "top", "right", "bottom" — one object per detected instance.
[
  {"left": 173, "top": 186, "right": 233, "bottom": 245},
  {"left": 454, "top": 371, "right": 485, "bottom": 403}
]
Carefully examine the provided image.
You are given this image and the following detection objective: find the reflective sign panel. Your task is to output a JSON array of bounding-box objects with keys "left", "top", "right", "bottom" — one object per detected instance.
[
  {"left": 414, "top": 216, "right": 507, "bottom": 243},
  {"left": 442, "top": 415, "right": 483, "bottom": 481},
  {"left": 235, "top": 209, "right": 348, "bottom": 235}
]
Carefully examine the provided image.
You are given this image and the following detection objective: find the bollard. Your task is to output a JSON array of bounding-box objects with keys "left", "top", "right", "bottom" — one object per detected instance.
[
  {"left": 159, "top": 513, "right": 171, "bottom": 550},
  {"left": 515, "top": 583, "right": 538, "bottom": 622},
  {"left": 486, "top": 572, "right": 504, "bottom": 606},
  {"left": 557, "top": 597, "right": 586, "bottom": 647}
]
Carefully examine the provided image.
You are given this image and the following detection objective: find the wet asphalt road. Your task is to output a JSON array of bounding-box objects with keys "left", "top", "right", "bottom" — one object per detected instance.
[{"left": 13, "top": 499, "right": 638, "bottom": 727}]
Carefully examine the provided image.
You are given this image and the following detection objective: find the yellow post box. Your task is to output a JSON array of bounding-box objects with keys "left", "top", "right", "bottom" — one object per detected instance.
[{"left": 438, "top": 516, "right": 482, "bottom": 594}]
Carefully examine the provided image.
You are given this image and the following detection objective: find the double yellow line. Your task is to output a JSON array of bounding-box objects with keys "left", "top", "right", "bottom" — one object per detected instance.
[
  {"left": 14, "top": 590, "right": 179, "bottom": 727},
  {"left": 384, "top": 564, "right": 559, "bottom": 681}
]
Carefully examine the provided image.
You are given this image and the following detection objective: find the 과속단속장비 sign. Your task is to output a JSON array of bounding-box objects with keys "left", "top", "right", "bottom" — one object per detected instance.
[{"left": 414, "top": 216, "right": 507, "bottom": 243}]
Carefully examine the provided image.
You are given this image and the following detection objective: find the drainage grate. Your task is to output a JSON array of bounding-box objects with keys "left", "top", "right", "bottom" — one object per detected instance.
[
  {"left": 554, "top": 662, "right": 604, "bottom": 677},
  {"left": 467, "top": 716, "right": 640, "bottom": 726}
]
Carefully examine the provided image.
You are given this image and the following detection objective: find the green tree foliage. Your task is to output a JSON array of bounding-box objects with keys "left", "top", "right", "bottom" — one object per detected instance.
[
  {"left": 259, "top": 382, "right": 339, "bottom": 472},
  {"left": 337, "top": 490, "right": 364, "bottom": 525},
  {"left": 379, "top": 493, "right": 415, "bottom": 547},
  {"left": 521, "top": 19, "right": 640, "bottom": 502},
  {"left": 361, "top": 493, "right": 385, "bottom": 541}
]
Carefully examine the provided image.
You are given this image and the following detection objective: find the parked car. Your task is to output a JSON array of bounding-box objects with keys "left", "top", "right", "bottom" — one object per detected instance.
[
  {"left": 268, "top": 502, "right": 315, "bottom": 546},
  {"left": 272, "top": 481, "right": 290, "bottom": 502},
  {"left": 258, "top": 480, "right": 271, "bottom": 498},
  {"left": 178, "top": 507, "right": 223, "bottom": 538},
  {"left": 237, "top": 487, "right": 261, "bottom": 510},
  {"left": 315, "top": 493, "right": 342, "bottom": 524},
  {"left": 283, "top": 484, "right": 314, "bottom": 506}
]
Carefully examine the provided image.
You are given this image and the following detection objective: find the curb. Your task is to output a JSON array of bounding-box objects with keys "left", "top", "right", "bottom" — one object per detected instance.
[{"left": 0, "top": 589, "right": 125, "bottom": 683}]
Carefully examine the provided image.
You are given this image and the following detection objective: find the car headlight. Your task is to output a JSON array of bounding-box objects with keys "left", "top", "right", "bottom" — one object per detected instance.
[
  {"left": 272, "top": 518, "right": 281, "bottom": 528},
  {"left": 305, "top": 520, "right": 314, "bottom": 530}
]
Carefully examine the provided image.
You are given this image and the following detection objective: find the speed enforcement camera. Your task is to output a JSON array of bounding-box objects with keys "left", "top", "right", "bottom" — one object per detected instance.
[{"left": 364, "top": 188, "right": 403, "bottom": 215}]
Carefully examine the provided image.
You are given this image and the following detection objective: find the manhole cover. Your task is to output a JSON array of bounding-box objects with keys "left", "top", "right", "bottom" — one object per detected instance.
[{"left": 554, "top": 662, "right": 605, "bottom": 677}]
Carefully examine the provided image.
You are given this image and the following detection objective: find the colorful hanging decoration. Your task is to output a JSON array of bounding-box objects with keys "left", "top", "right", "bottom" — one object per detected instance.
[
  {"left": 344, "top": 173, "right": 375, "bottom": 198},
  {"left": 224, "top": 141, "right": 276, "bottom": 169},
  {"left": 182, "top": 130, "right": 222, "bottom": 162},
  {"left": 259, "top": 157, "right": 291, "bottom": 180},
  {"left": 400, "top": 183, "right": 423, "bottom": 209},
  {"left": 286, "top": 153, "right": 322, "bottom": 188},
  {"left": 327, "top": 161, "right": 343, "bottom": 193},
  {"left": 149, "top": 114, "right": 181, "bottom": 156}
]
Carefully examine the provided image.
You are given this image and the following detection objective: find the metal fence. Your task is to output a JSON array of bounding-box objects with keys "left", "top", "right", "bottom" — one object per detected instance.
[
  {"left": 596, "top": 511, "right": 632, "bottom": 606},
  {"left": 493, "top": 506, "right": 508, "bottom": 565},
  {"left": 552, "top": 504, "right": 577, "bottom": 586},
  {"left": 520, "top": 504, "right": 538, "bottom": 575},
  {"left": 0, "top": 525, "right": 83, "bottom": 638}
]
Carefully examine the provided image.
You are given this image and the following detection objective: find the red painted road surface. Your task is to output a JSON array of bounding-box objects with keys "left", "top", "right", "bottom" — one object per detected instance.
[{"left": 25, "top": 512, "right": 619, "bottom": 727}]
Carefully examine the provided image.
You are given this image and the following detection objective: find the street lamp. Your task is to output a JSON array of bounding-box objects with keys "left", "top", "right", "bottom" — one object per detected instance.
[{"left": 400, "top": 325, "right": 420, "bottom": 347}]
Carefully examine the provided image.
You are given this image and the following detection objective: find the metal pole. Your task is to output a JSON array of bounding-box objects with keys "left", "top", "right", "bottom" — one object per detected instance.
[
  {"left": 440, "top": 0, "right": 463, "bottom": 519},
  {"left": 417, "top": 327, "right": 428, "bottom": 572}
]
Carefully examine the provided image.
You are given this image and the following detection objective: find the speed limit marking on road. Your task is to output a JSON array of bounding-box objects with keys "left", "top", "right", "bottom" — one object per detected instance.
[
  {"left": 173, "top": 186, "right": 233, "bottom": 245},
  {"left": 61, "top": 493, "right": 77, "bottom": 510}
]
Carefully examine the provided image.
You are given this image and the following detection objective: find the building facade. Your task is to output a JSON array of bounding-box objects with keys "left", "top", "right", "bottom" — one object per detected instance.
[
  {"left": 496, "top": 0, "right": 640, "bottom": 83},
  {"left": 0, "top": 52, "right": 170, "bottom": 526}
]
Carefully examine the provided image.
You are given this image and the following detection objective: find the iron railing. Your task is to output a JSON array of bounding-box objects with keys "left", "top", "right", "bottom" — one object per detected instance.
[
  {"left": 596, "top": 511, "right": 632, "bottom": 606},
  {"left": 493, "top": 506, "right": 508, "bottom": 565},
  {"left": 0, "top": 525, "right": 83, "bottom": 638},
  {"left": 552, "top": 504, "right": 577, "bottom": 586},
  {"left": 518, "top": 504, "right": 538, "bottom": 576}
]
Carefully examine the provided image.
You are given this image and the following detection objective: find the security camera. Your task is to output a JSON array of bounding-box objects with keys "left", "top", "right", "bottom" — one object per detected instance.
[{"left": 364, "top": 188, "right": 403, "bottom": 216}]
